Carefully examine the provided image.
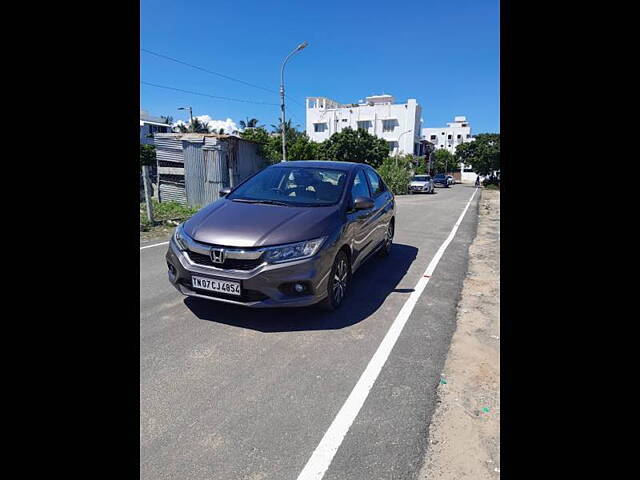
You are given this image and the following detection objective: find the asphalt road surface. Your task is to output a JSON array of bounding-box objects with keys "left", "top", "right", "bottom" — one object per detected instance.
[{"left": 140, "top": 184, "right": 480, "bottom": 480}]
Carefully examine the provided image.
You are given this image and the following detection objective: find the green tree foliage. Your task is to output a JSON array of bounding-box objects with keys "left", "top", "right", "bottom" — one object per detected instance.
[
  {"left": 140, "top": 144, "right": 156, "bottom": 171},
  {"left": 377, "top": 157, "right": 412, "bottom": 195},
  {"left": 287, "top": 133, "right": 320, "bottom": 160},
  {"left": 240, "top": 125, "right": 318, "bottom": 163},
  {"left": 432, "top": 149, "right": 457, "bottom": 173},
  {"left": 239, "top": 118, "right": 260, "bottom": 129},
  {"left": 175, "top": 117, "right": 210, "bottom": 133},
  {"left": 414, "top": 162, "right": 427, "bottom": 175},
  {"left": 317, "top": 127, "right": 389, "bottom": 167},
  {"left": 455, "top": 133, "right": 500, "bottom": 176}
]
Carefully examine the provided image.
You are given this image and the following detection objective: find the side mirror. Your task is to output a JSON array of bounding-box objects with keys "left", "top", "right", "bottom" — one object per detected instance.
[
  {"left": 219, "top": 187, "right": 232, "bottom": 197},
  {"left": 353, "top": 196, "right": 374, "bottom": 210}
]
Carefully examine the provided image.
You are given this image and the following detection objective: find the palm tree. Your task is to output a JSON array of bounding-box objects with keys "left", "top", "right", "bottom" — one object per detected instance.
[
  {"left": 160, "top": 115, "right": 173, "bottom": 125},
  {"left": 239, "top": 118, "right": 260, "bottom": 130},
  {"left": 175, "top": 117, "right": 210, "bottom": 133},
  {"left": 271, "top": 119, "right": 298, "bottom": 134}
]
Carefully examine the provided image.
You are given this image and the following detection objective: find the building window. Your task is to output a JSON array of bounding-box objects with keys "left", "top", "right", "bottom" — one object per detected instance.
[
  {"left": 342, "top": 118, "right": 348, "bottom": 122},
  {"left": 457, "top": 134, "right": 461, "bottom": 139},
  {"left": 462, "top": 123, "right": 467, "bottom": 127},
  {"left": 388, "top": 141, "right": 398, "bottom": 152},
  {"left": 382, "top": 119, "right": 397, "bottom": 132},
  {"left": 430, "top": 135, "right": 436, "bottom": 140},
  {"left": 447, "top": 134, "right": 452, "bottom": 139},
  {"left": 466, "top": 134, "right": 471, "bottom": 138},
  {"left": 357, "top": 120, "right": 372, "bottom": 131},
  {"left": 314, "top": 123, "right": 327, "bottom": 133}
]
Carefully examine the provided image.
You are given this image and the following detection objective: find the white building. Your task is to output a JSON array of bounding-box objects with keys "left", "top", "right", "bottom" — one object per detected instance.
[
  {"left": 422, "top": 116, "right": 475, "bottom": 154},
  {"left": 422, "top": 116, "right": 478, "bottom": 183},
  {"left": 306, "top": 94, "right": 424, "bottom": 156}
]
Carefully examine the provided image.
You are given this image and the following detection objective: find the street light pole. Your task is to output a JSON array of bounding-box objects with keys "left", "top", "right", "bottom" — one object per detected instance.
[
  {"left": 280, "top": 41, "right": 308, "bottom": 162},
  {"left": 396, "top": 129, "right": 412, "bottom": 167},
  {"left": 178, "top": 106, "right": 193, "bottom": 127}
]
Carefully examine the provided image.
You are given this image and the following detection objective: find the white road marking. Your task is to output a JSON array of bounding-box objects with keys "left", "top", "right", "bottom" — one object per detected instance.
[
  {"left": 296, "top": 187, "right": 479, "bottom": 480},
  {"left": 140, "top": 241, "right": 169, "bottom": 251}
]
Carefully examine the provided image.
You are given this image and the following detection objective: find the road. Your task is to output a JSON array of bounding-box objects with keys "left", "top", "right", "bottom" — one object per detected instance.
[{"left": 140, "top": 184, "right": 480, "bottom": 480}]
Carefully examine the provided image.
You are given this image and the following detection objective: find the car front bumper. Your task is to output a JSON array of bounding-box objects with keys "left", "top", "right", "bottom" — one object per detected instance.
[{"left": 165, "top": 239, "right": 334, "bottom": 308}]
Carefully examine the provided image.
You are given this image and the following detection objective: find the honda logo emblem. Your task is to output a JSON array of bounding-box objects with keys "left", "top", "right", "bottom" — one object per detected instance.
[{"left": 210, "top": 248, "right": 225, "bottom": 264}]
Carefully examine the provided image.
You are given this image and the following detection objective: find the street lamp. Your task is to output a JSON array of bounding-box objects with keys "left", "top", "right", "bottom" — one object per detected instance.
[
  {"left": 280, "top": 41, "right": 308, "bottom": 162},
  {"left": 395, "top": 129, "right": 413, "bottom": 166},
  {"left": 178, "top": 106, "right": 193, "bottom": 126}
]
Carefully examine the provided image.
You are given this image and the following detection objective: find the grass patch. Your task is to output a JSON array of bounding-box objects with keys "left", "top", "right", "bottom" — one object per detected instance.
[{"left": 140, "top": 200, "right": 200, "bottom": 232}]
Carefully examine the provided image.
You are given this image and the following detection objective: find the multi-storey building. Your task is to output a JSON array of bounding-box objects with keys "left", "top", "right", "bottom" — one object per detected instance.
[
  {"left": 306, "top": 94, "right": 424, "bottom": 156},
  {"left": 422, "top": 116, "right": 475, "bottom": 154}
]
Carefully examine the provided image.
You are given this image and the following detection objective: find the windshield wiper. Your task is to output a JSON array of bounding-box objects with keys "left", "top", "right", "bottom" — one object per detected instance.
[{"left": 232, "top": 198, "right": 290, "bottom": 206}]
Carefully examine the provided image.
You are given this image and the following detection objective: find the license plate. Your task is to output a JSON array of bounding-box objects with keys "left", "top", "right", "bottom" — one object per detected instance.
[{"left": 191, "top": 276, "right": 241, "bottom": 296}]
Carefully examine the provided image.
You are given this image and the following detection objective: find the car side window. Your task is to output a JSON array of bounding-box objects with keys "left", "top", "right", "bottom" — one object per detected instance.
[
  {"left": 365, "top": 169, "right": 385, "bottom": 197},
  {"left": 351, "top": 170, "right": 371, "bottom": 206}
]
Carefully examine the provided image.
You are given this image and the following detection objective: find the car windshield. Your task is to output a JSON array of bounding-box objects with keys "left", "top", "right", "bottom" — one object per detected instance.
[
  {"left": 227, "top": 166, "right": 348, "bottom": 207},
  {"left": 434, "top": 174, "right": 446, "bottom": 179},
  {"left": 412, "top": 176, "right": 430, "bottom": 181}
]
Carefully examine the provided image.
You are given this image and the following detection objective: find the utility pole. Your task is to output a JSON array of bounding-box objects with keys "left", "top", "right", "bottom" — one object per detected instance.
[
  {"left": 142, "top": 165, "right": 154, "bottom": 224},
  {"left": 280, "top": 41, "right": 308, "bottom": 162},
  {"left": 178, "top": 106, "right": 193, "bottom": 127}
]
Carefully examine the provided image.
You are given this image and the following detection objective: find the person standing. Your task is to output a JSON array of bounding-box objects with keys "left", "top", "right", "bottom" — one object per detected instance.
[{"left": 475, "top": 175, "right": 481, "bottom": 187}]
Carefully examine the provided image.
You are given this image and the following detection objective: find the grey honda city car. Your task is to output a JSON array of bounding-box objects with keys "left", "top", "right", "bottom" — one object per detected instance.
[{"left": 166, "top": 161, "right": 395, "bottom": 310}]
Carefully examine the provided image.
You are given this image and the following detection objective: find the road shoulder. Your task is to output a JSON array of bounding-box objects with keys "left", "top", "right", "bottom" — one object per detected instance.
[{"left": 417, "top": 188, "right": 501, "bottom": 479}]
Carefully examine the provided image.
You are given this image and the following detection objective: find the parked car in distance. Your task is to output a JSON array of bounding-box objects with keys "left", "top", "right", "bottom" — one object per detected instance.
[
  {"left": 166, "top": 161, "right": 396, "bottom": 311},
  {"left": 409, "top": 175, "right": 435, "bottom": 194},
  {"left": 446, "top": 175, "right": 455, "bottom": 186},
  {"left": 432, "top": 173, "right": 450, "bottom": 188}
]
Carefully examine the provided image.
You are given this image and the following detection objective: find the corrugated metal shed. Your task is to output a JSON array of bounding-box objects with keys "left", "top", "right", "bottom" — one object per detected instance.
[{"left": 153, "top": 133, "right": 264, "bottom": 207}]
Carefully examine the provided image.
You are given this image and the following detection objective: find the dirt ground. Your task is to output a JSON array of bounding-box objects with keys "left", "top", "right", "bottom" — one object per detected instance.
[{"left": 418, "top": 188, "right": 500, "bottom": 479}]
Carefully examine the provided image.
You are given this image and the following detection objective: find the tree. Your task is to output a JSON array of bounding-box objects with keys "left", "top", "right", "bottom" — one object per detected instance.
[
  {"left": 175, "top": 117, "right": 210, "bottom": 133},
  {"left": 160, "top": 115, "right": 173, "bottom": 124},
  {"left": 318, "top": 127, "right": 389, "bottom": 168},
  {"left": 287, "top": 133, "right": 320, "bottom": 160},
  {"left": 271, "top": 119, "right": 298, "bottom": 134},
  {"left": 239, "top": 118, "right": 260, "bottom": 130},
  {"left": 140, "top": 144, "right": 156, "bottom": 171},
  {"left": 455, "top": 133, "right": 500, "bottom": 176},
  {"left": 377, "top": 157, "right": 412, "bottom": 195},
  {"left": 432, "top": 149, "right": 456, "bottom": 173}
]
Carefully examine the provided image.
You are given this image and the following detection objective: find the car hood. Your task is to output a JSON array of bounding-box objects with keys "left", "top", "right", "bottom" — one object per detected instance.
[
  {"left": 410, "top": 181, "right": 428, "bottom": 186},
  {"left": 183, "top": 199, "right": 340, "bottom": 248}
]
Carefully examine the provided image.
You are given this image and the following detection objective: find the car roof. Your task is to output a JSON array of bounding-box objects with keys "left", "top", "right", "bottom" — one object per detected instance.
[{"left": 271, "top": 160, "right": 364, "bottom": 171}]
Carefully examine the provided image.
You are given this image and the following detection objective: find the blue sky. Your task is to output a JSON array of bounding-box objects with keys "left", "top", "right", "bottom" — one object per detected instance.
[{"left": 140, "top": 0, "right": 499, "bottom": 133}]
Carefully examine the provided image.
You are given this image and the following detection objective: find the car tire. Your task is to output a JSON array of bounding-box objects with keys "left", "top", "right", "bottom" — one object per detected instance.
[
  {"left": 379, "top": 219, "right": 394, "bottom": 257},
  {"left": 319, "top": 250, "right": 350, "bottom": 311}
]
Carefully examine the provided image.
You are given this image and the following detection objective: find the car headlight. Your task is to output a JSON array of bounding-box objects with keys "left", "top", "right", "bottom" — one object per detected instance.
[
  {"left": 173, "top": 223, "right": 190, "bottom": 251},
  {"left": 262, "top": 237, "right": 327, "bottom": 264}
]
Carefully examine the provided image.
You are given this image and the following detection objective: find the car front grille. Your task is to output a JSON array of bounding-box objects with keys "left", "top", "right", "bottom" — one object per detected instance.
[{"left": 186, "top": 250, "right": 264, "bottom": 271}]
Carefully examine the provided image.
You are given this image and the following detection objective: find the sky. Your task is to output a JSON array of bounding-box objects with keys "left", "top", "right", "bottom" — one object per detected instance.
[{"left": 140, "top": 0, "right": 499, "bottom": 134}]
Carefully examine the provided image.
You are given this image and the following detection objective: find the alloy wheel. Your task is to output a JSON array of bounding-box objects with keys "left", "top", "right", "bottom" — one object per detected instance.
[{"left": 332, "top": 257, "right": 348, "bottom": 305}]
